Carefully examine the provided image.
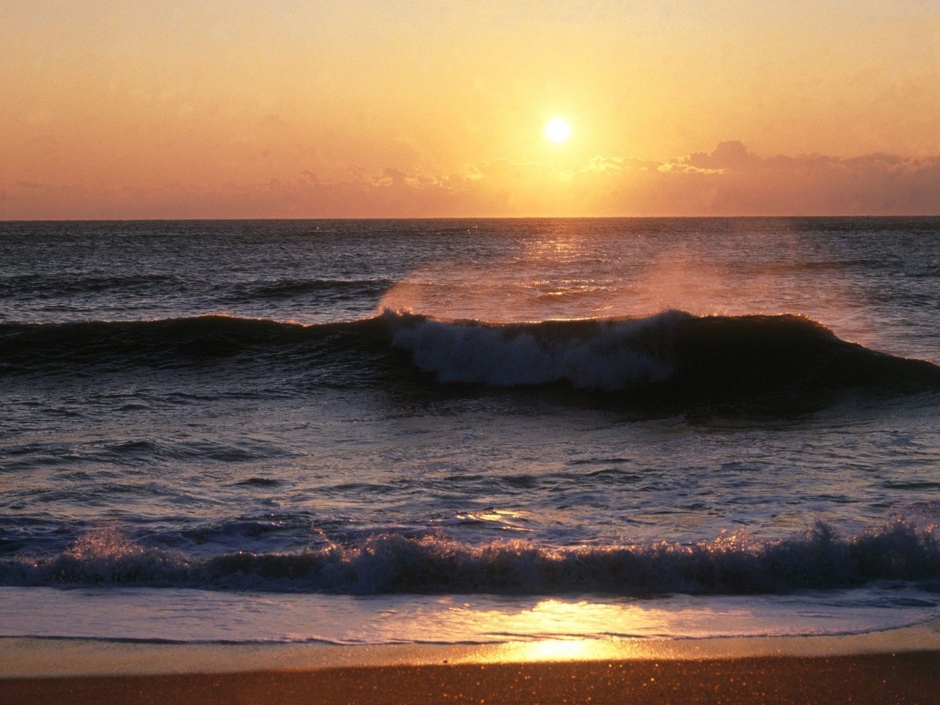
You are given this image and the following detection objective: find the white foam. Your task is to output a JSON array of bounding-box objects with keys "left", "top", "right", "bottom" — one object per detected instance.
[
  {"left": 1, "top": 586, "right": 937, "bottom": 645},
  {"left": 389, "top": 311, "right": 680, "bottom": 390},
  {"left": 3, "top": 521, "right": 939, "bottom": 596}
]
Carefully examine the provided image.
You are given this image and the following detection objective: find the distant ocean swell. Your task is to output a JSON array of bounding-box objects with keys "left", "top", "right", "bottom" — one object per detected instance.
[
  {"left": 0, "top": 275, "right": 391, "bottom": 301},
  {"left": 1, "top": 522, "right": 939, "bottom": 595},
  {"left": 2, "top": 311, "right": 939, "bottom": 404}
]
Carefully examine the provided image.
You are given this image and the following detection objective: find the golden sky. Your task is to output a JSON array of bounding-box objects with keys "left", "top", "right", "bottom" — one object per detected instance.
[{"left": 2, "top": 0, "right": 939, "bottom": 218}]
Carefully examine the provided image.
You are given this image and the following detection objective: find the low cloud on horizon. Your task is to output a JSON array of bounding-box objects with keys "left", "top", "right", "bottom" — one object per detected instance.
[{"left": 3, "top": 141, "right": 940, "bottom": 219}]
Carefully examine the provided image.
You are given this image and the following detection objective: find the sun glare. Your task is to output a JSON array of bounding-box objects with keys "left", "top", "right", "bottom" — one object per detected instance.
[{"left": 545, "top": 118, "right": 571, "bottom": 143}]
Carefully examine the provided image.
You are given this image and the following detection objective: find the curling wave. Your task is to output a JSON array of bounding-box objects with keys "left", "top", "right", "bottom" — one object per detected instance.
[
  {"left": 1, "top": 311, "right": 938, "bottom": 406},
  {"left": 391, "top": 311, "right": 940, "bottom": 404}
]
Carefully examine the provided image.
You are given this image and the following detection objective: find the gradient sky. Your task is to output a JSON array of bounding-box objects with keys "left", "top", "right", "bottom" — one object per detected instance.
[{"left": 2, "top": 0, "right": 939, "bottom": 218}]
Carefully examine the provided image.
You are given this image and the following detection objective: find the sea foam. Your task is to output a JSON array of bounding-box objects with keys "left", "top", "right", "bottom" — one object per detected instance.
[
  {"left": 3, "top": 521, "right": 939, "bottom": 596},
  {"left": 390, "top": 311, "right": 678, "bottom": 389}
]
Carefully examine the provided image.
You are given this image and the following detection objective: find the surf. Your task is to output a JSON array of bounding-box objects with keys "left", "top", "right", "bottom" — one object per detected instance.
[
  {"left": 2, "top": 311, "right": 939, "bottom": 409},
  {"left": 3, "top": 520, "right": 938, "bottom": 596}
]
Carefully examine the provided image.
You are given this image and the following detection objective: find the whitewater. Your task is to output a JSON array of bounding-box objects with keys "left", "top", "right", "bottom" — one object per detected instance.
[{"left": 1, "top": 218, "right": 939, "bottom": 644}]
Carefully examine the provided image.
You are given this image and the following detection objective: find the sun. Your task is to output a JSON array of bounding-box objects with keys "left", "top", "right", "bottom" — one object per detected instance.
[{"left": 545, "top": 118, "right": 571, "bottom": 143}]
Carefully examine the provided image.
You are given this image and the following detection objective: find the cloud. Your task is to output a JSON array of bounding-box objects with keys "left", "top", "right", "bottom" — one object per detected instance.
[
  {"left": 583, "top": 155, "right": 625, "bottom": 175},
  {"left": 3, "top": 143, "right": 940, "bottom": 218},
  {"left": 681, "top": 140, "right": 757, "bottom": 171},
  {"left": 597, "top": 143, "right": 940, "bottom": 216}
]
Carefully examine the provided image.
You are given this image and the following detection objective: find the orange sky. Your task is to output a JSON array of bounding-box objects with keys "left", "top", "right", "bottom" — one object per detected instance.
[{"left": 2, "top": 1, "right": 939, "bottom": 218}]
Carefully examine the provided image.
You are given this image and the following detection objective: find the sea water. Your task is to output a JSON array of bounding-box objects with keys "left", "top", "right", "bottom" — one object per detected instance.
[{"left": 1, "top": 218, "right": 939, "bottom": 645}]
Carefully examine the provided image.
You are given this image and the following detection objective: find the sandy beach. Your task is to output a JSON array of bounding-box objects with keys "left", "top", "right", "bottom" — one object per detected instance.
[
  {"left": 3, "top": 652, "right": 940, "bottom": 704},
  {"left": 3, "top": 625, "right": 940, "bottom": 704}
]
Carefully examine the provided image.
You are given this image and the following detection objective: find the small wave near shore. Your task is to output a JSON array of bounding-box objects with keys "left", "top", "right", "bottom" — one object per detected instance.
[{"left": 1, "top": 520, "right": 939, "bottom": 596}]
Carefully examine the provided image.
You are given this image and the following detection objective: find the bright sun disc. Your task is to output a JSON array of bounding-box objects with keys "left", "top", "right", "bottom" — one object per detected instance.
[{"left": 545, "top": 118, "right": 571, "bottom": 143}]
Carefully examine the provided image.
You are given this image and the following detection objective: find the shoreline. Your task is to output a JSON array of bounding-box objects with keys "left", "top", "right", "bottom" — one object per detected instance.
[
  {"left": 2, "top": 623, "right": 940, "bottom": 705},
  {"left": 3, "top": 621, "right": 940, "bottom": 678}
]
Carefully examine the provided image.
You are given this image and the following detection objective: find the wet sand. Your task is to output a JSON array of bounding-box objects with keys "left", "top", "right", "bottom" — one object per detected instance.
[
  {"left": 3, "top": 626, "right": 940, "bottom": 705},
  {"left": 3, "top": 653, "right": 940, "bottom": 705}
]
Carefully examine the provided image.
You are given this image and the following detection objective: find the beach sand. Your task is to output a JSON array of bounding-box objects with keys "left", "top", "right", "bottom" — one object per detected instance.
[
  {"left": 3, "top": 624, "right": 940, "bottom": 704},
  {"left": 2, "top": 653, "right": 940, "bottom": 704}
]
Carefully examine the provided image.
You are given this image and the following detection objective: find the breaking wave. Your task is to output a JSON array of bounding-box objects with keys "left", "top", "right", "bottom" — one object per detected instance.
[
  {"left": 392, "top": 313, "right": 676, "bottom": 390},
  {"left": 2, "top": 522, "right": 939, "bottom": 595},
  {"left": 392, "top": 311, "right": 940, "bottom": 400},
  {"left": 2, "top": 311, "right": 938, "bottom": 406}
]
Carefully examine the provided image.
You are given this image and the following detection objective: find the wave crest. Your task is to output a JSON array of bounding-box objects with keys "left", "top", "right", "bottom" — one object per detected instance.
[
  {"left": 389, "top": 311, "right": 940, "bottom": 399},
  {"left": 391, "top": 311, "right": 679, "bottom": 390},
  {"left": 2, "top": 312, "right": 938, "bottom": 407}
]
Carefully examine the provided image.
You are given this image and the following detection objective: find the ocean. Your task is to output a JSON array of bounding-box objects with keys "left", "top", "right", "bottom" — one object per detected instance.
[{"left": 1, "top": 218, "right": 939, "bottom": 646}]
